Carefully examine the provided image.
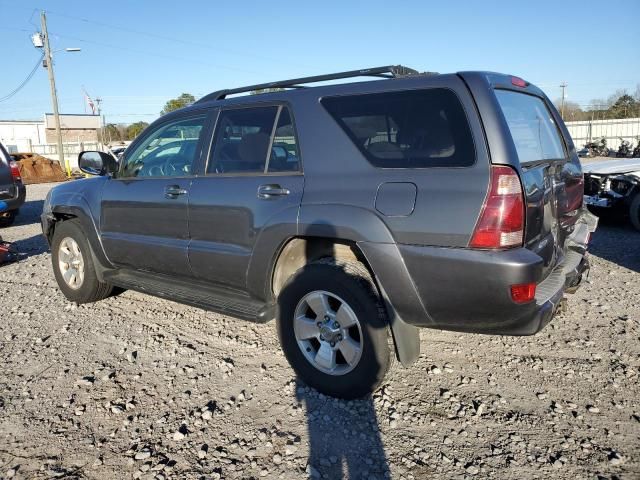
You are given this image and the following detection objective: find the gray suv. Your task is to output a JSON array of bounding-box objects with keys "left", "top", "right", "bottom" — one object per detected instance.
[{"left": 42, "top": 66, "right": 596, "bottom": 398}]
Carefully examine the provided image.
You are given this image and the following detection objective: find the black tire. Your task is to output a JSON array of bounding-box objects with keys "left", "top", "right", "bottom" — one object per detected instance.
[
  {"left": 0, "top": 210, "right": 17, "bottom": 228},
  {"left": 630, "top": 194, "right": 640, "bottom": 232},
  {"left": 51, "top": 219, "right": 115, "bottom": 303},
  {"left": 276, "top": 259, "right": 391, "bottom": 399}
]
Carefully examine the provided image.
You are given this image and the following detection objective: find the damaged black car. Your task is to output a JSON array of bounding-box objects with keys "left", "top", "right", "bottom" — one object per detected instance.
[{"left": 583, "top": 159, "right": 640, "bottom": 231}]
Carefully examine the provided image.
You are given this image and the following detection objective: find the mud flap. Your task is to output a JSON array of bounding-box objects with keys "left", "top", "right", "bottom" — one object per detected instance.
[
  {"left": 389, "top": 312, "right": 421, "bottom": 367},
  {"left": 377, "top": 283, "right": 421, "bottom": 367}
]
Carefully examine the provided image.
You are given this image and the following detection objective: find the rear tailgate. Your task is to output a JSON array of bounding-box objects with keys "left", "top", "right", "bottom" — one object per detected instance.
[
  {"left": 0, "top": 143, "right": 17, "bottom": 201},
  {"left": 493, "top": 88, "right": 586, "bottom": 278}
]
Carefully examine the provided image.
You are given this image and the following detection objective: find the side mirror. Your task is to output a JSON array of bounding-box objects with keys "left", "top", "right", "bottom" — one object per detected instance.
[{"left": 78, "top": 151, "right": 118, "bottom": 176}]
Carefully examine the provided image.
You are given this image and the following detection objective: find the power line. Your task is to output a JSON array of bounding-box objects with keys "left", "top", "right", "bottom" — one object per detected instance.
[
  {"left": 0, "top": 52, "right": 44, "bottom": 102},
  {"left": 46, "top": 30, "right": 259, "bottom": 74},
  {"left": 0, "top": 4, "right": 310, "bottom": 69},
  {"left": 43, "top": 9, "right": 312, "bottom": 68}
]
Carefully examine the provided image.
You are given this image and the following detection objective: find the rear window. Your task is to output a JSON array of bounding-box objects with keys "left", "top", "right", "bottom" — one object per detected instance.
[
  {"left": 495, "top": 90, "right": 565, "bottom": 163},
  {"left": 321, "top": 88, "right": 475, "bottom": 168}
]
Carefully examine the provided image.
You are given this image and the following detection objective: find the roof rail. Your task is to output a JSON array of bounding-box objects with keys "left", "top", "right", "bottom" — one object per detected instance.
[{"left": 196, "top": 65, "right": 430, "bottom": 103}]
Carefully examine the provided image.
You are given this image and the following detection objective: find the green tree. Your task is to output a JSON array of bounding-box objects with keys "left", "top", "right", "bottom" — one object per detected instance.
[
  {"left": 126, "top": 121, "right": 149, "bottom": 139},
  {"left": 553, "top": 99, "right": 585, "bottom": 121},
  {"left": 607, "top": 94, "right": 639, "bottom": 119},
  {"left": 101, "top": 123, "right": 121, "bottom": 142},
  {"left": 160, "top": 93, "right": 195, "bottom": 115}
]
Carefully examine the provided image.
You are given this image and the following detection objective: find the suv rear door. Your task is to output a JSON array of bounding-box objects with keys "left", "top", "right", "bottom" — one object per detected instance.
[
  {"left": 187, "top": 103, "right": 304, "bottom": 290},
  {"left": 495, "top": 89, "right": 584, "bottom": 277},
  {"left": 461, "top": 73, "right": 584, "bottom": 278},
  {"left": 0, "top": 143, "right": 16, "bottom": 202}
]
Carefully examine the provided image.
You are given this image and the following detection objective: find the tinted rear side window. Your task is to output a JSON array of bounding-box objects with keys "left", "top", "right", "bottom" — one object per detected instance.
[
  {"left": 321, "top": 88, "right": 475, "bottom": 168},
  {"left": 495, "top": 90, "right": 565, "bottom": 163}
]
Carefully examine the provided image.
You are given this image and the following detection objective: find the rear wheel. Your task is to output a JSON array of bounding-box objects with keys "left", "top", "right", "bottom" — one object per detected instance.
[
  {"left": 630, "top": 194, "right": 640, "bottom": 232},
  {"left": 0, "top": 210, "right": 17, "bottom": 228},
  {"left": 51, "top": 219, "right": 115, "bottom": 303},
  {"left": 276, "top": 260, "right": 391, "bottom": 399}
]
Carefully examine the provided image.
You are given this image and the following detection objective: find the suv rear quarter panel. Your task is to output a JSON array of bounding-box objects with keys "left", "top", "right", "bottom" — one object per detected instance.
[{"left": 293, "top": 74, "right": 490, "bottom": 248}]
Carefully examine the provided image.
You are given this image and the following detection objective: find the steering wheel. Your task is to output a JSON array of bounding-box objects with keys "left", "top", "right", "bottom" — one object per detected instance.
[{"left": 146, "top": 164, "right": 164, "bottom": 177}]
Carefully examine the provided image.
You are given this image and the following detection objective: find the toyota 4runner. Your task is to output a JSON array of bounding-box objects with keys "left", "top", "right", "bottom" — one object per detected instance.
[{"left": 42, "top": 66, "right": 597, "bottom": 398}]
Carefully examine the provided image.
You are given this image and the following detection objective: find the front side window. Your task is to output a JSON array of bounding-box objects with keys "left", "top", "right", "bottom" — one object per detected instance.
[
  {"left": 321, "top": 88, "right": 475, "bottom": 168},
  {"left": 120, "top": 116, "right": 206, "bottom": 178},
  {"left": 495, "top": 90, "right": 565, "bottom": 163},
  {"left": 207, "top": 105, "right": 301, "bottom": 174}
]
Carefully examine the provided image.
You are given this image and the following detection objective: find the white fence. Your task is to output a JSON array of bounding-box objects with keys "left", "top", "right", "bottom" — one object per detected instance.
[
  {"left": 565, "top": 117, "right": 640, "bottom": 151},
  {"left": 30, "top": 142, "right": 102, "bottom": 169}
]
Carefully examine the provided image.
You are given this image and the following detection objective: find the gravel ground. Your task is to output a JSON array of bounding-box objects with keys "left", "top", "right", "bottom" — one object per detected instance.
[{"left": 0, "top": 182, "right": 638, "bottom": 480}]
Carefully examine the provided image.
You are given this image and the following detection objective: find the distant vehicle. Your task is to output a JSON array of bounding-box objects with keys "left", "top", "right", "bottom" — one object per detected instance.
[
  {"left": 616, "top": 138, "right": 632, "bottom": 158},
  {"left": 584, "top": 158, "right": 640, "bottom": 231},
  {"left": 107, "top": 145, "right": 128, "bottom": 162},
  {"left": 43, "top": 66, "right": 596, "bottom": 398},
  {"left": 584, "top": 137, "right": 610, "bottom": 157},
  {"left": 633, "top": 136, "right": 640, "bottom": 158},
  {"left": 577, "top": 147, "right": 591, "bottom": 158},
  {"left": 110, "top": 147, "right": 126, "bottom": 158},
  {"left": 0, "top": 141, "right": 26, "bottom": 227}
]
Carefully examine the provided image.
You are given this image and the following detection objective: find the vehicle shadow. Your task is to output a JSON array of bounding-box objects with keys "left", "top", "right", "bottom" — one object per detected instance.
[
  {"left": 295, "top": 379, "right": 390, "bottom": 479},
  {"left": 588, "top": 220, "right": 639, "bottom": 273},
  {"left": 14, "top": 199, "right": 44, "bottom": 226},
  {"left": 13, "top": 234, "right": 49, "bottom": 260}
]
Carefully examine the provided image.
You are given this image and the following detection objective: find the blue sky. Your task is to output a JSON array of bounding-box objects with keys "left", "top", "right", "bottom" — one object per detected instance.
[{"left": 0, "top": 0, "right": 638, "bottom": 124}]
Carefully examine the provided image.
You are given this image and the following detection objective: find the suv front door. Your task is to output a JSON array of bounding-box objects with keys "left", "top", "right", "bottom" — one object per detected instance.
[
  {"left": 188, "top": 104, "right": 304, "bottom": 290},
  {"left": 100, "top": 112, "right": 210, "bottom": 277}
]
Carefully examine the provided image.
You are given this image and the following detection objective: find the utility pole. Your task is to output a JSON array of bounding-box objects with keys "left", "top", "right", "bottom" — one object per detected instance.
[
  {"left": 96, "top": 97, "right": 103, "bottom": 149},
  {"left": 41, "top": 12, "right": 69, "bottom": 177},
  {"left": 559, "top": 82, "right": 568, "bottom": 120}
]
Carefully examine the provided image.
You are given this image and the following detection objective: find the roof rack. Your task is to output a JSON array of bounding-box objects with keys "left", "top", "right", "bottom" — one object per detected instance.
[{"left": 196, "top": 65, "right": 430, "bottom": 103}]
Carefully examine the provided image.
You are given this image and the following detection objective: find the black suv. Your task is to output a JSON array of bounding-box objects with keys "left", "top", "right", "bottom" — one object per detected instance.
[
  {"left": 42, "top": 66, "right": 596, "bottom": 398},
  {"left": 0, "top": 141, "right": 26, "bottom": 227}
]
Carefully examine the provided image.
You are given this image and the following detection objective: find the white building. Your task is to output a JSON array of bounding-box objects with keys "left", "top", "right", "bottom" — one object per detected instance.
[
  {"left": 0, "top": 119, "right": 47, "bottom": 153},
  {"left": 0, "top": 115, "right": 102, "bottom": 166}
]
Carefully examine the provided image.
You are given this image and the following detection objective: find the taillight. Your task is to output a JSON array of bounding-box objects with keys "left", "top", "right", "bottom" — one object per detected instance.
[
  {"left": 510, "top": 283, "right": 536, "bottom": 303},
  {"left": 9, "top": 160, "right": 21, "bottom": 181},
  {"left": 470, "top": 165, "right": 525, "bottom": 249}
]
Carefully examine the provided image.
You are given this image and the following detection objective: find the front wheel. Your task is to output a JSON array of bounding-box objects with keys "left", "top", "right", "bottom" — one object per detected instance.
[
  {"left": 51, "top": 219, "right": 116, "bottom": 303},
  {"left": 276, "top": 260, "right": 391, "bottom": 399}
]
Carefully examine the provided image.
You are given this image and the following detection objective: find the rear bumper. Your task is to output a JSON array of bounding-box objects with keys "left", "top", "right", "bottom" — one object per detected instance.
[{"left": 365, "top": 212, "right": 597, "bottom": 336}]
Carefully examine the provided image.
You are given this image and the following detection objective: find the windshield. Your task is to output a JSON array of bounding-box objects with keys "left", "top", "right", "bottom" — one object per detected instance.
[{"left": 496, "top": 90, "right": 565, "bottom": 163}]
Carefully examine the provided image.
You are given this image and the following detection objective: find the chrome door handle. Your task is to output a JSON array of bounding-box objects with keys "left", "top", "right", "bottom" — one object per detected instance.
[
  {"left": 165, "top": 185, "right": 187, "bottom": 198},
  {"left": 257, "top": 184, "right": 290, "bottom": 199}
]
